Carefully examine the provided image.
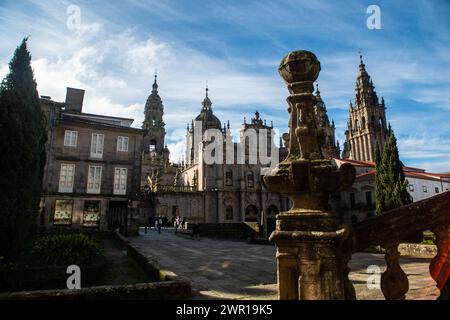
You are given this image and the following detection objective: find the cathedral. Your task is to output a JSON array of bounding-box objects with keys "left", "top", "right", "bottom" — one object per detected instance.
[
  {"left": 139, "top": 55, "right": 399, "bottom": 229},
  {"left": 39, "top": 54, "right": 449, "bottom": 235},
  {"left": 141, "top": 82, "right": 290, "bottom": 237}
]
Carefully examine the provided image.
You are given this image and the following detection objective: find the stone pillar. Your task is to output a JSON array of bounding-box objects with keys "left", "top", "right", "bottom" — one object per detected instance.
[
  {"left": 263, "top": 50, "right": 356, "bottom": 300},
  {"left": 360, "top": 136, "right": 364, "bottom": 161},
  {"left": 276, "top": 246, "right": 299, "bottom": 300}
]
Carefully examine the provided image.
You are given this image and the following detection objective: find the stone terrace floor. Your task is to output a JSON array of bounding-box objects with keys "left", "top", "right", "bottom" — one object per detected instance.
[{"left": 128, "top": 228, "right": 440, "bottom": 300}]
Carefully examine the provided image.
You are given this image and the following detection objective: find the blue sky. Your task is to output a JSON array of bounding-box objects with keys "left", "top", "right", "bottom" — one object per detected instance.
[{"left": 1, "top": 0, "right": 449, "bottom": 171}]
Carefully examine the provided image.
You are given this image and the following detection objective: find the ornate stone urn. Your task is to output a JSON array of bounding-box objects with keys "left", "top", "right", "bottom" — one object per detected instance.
[{"left": 262, "top": 50, "right": 356, "bottom": 300}]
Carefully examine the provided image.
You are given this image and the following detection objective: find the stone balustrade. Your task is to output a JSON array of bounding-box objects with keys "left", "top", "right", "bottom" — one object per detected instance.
[
  {"left": 263, "top": 49, "right": 450, "bottom": 300},
  {"left": 349, "top": 190, "right": 450, "bottom": 299}
]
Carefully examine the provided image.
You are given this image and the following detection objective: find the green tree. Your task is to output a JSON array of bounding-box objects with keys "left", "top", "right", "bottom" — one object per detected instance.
[
  {"left": 374, "top": 142, "right": 384, "bottom": 215},
  {"left": 375, "top": 131, "right": 412, "bottom": 215},
  {"left": 0, "top": 38, "right": 47, "bottom": 263}
]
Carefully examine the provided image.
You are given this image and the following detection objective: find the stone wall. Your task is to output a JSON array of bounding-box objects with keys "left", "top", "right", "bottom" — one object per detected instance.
[
  {"left": 398, "top": 243, "right": 437, "bottom": 258},
  {"left": 0, "top": 281, "right": 191, "bottom": 300},
  {"left": 363, "top": 243, "right": 438, "bottom": 258},
  {"left": 189, "top": 222, "right": 259, "bottom": 239},
  {"left": 0, "top": 262, "right": 106, "bottom": 293},
  {"left": 0, "top": 231, "right": 192, "bottom": 300}
]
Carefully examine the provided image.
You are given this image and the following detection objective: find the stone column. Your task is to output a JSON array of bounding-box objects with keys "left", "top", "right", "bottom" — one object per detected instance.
[
  {"left": 263, "top": 50, "right": 356, "bottom": 300},
  {"left": 276, "top": 246, "right": 300, "bottom": 300}
]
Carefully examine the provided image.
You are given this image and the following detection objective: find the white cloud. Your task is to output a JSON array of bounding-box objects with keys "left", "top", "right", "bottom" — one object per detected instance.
[
  {"left": 124, "top": 38, "right": 171, "bottom": 74},
  {"left": 0, "top": 62, "right": 8, "bottom": 81},
  {"left": 3, "top": 0, "right": 450, "bottom": 169}
]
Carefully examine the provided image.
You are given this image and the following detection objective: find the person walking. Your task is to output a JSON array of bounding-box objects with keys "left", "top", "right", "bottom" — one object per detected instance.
[
  {"left": 192, "top": 223, "right": 200, "bottom": 240},
  {"left": 158, "top": 217, "right": 163, "bottom": 234},
  {"left": 174, "top": 216, "right": 179, "bottom": 234}
]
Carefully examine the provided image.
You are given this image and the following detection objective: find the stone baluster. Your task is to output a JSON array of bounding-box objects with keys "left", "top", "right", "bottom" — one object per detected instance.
[
  {"left": 430, "top": 226, "right": 450, "bottom": 300},
  {"left": 341, "top": 250, "right": 356, "bottom": 300},
  {"left": 380, "top": 243, "right": 409, "bottom": 300}
]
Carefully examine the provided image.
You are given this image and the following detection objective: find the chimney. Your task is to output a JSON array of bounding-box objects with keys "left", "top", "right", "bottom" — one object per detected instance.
[{"left": 65, "top": 87, "right": 85, "bottom": 113}]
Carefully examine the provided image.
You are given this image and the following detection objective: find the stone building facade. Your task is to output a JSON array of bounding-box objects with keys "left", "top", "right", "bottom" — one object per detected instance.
[
  {"left": 40, "top": 88, "right": 144, "bottom": 234},
  {"left": 332, "top": 158, "right": 450, "bottom": 223},
  {"left": 178, "top": 88, "right": 289, "bottom": 236}
]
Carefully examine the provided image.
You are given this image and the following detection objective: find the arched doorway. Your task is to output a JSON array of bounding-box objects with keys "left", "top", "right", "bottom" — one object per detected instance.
[
  {"left": 245, "top": 205, "right": 259, "bottom": 222},
  {"left": 266, "top": 205, "right": 279, "bottom": 237}
]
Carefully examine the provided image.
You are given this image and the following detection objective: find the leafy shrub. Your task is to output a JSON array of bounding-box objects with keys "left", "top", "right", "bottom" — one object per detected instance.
[
  {"left": 422, "top": 231, "right": 436, "bottom": 245},
  {"left": 31, "top": 233, "right": 103, "bottom": 266}
]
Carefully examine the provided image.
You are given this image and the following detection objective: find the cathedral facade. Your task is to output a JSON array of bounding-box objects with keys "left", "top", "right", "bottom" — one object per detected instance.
[{"left": 144, "top": 85, "right": 290, "bottom": 237}]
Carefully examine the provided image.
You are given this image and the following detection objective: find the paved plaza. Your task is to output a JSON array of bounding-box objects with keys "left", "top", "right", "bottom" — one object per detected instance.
[{"left": 129, "top": 228, "right": 440, "bottom": 300}]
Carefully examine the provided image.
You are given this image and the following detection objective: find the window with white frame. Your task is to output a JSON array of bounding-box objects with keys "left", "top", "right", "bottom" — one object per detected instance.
[
  {"left": 113, "top": 168, "right": 127, "bottom": 195},
  {"left": 64, "top": 130, "right": 78, "bottom": 147},
  {"left": 117, "top": 136, "right": 129, "bottom": 152},
  {"left": 58, "top": 163, "right": 75, "bottom": 193},
  {"left": 90, "top": 133, "right": 104, "bottom": 158},
  {"left": 87, "top": 166, "right": 102, "bottom": 194}
]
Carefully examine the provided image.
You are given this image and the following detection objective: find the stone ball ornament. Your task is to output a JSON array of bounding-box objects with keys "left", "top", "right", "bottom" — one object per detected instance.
[{"left": 278, "top": 50, "right": 321, "bottom": 85}]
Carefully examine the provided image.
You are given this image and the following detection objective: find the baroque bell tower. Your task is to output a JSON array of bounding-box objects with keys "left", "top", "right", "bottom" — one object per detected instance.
[
  {"left": 342, "top": 55, "right": 389, "bottom": 162},
  {"left": 143, "top": 73, "right": 166, "bottom": 154},
  {"left": 141, "top": 73, "right": 170, "bottom": 185}
]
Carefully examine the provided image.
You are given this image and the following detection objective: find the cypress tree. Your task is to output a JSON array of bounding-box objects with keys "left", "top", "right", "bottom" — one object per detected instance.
[
  {"left": 374, "top": 142, "right": 384, "bottom": 215},
  {"left": 374, "top": 131, "right": 412, "bottom": 216},
  {"left": 0, "top": 38, "right": 47, "bottom": 263}
]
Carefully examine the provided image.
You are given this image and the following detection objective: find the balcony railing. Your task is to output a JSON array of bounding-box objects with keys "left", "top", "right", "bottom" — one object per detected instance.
[
  {"left": 139, "top": 185, "right": 197, "bottom": 195},
  {"left": 346, "top": 191, "right": 450, "bottom": 300}
]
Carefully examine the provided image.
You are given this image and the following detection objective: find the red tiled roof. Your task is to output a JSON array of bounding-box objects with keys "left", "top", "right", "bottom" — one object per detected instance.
[
  {"left": 354, "top": 170, "right": 443, "bottom": 182},
  {"left": 335, "top": 158, "right": 375, "bottom": 167},
  {"left": 335, "top": 158, "right": 427, "bottom": 172},
  {"left": 405, "top": 171, "right": 442, "bottom": 182},
  {"left": 355, "top": 170, "right": 376, "bottom": 181}
]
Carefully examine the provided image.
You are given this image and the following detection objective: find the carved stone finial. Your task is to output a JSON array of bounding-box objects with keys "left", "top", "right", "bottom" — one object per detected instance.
[
  {"left": 262, "top": 50, "right": 357, "bottom": 301},
  {"left": 278, "top": 50, "right": 323, "bottom": 160}
]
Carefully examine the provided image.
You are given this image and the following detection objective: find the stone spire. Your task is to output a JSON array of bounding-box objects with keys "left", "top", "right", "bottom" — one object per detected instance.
[
  {"left": 152, "top": 72, "right": 158, "bottom": 93},
  {"left": 143, "top": 72, "right": 165, "bottom": 130},
  {"left": 342, "top": 55, "right": 390, "bottom": 161},
  {"left": 201, "top": 86, "right": 212, "bottom": 110},
  {"left": 313, "top": 82, "right": 339, "bottom": 158}
]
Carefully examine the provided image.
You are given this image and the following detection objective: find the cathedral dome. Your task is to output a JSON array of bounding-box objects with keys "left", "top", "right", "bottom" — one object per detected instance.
[
  {"left": 194, "top": 87, "right": 222, "bottom": 130},
  {"left": 195, "top": 110, "right": 222, "bottom": 130}
]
